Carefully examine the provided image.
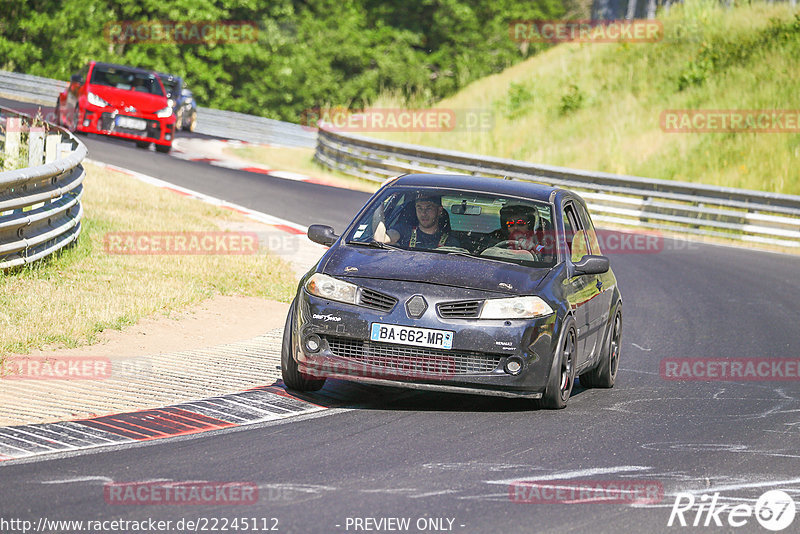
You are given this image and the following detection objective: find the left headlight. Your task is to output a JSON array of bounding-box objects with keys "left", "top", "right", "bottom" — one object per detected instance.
[
  {"left": 155, "top": 106, "right": 173, "bottom": 118},
  {"left": 305, "top": 273, "right": 358, "bottom": 305},
  {"left": 479, "top": 296, "right": 553, "bottom": 319}
]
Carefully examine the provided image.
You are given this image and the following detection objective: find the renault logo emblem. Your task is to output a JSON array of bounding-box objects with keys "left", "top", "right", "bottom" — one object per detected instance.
[{"left": 406, "top": 295, "right": 427, "bottom": 318}]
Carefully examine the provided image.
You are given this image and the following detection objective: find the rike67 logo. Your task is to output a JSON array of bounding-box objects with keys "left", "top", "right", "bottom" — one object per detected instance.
[{"left": 668, "top": 490, "right": 796, "bottom": 531}]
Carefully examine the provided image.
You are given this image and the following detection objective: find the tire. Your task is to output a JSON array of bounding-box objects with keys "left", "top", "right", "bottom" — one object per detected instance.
[
  {"left": 580, "top": 308, "right": 621, "bottom": 389},
  {"left": 539, "top": 324, "right": 576, "bottom": 409},
  {"left": 184, "top": 111, "right": 197, "bottom": 132},
  {"left": 54, "top": 99, "right": 61, "bottom": 126},
  {"left": 135, "top": 141, "right": 150, "bottom": 149},
  {"left": 155, "top": 144, "right": 171, "bottom": 154},
  {"left": 281, "top": 302, "right": 326, "bottom": 392}
]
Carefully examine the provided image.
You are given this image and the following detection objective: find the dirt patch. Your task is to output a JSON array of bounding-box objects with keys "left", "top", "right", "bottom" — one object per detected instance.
[{"left": 9, "top": 295, "right": 289, "bottom": 360}]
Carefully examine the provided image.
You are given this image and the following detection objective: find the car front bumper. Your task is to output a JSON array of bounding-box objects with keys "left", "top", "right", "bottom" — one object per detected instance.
[
  {"left": 76, "top": 104, "right": 174, "bottom": 146},
  {"left": 291, "top": 284, "right": 564, "bottom": 398}
]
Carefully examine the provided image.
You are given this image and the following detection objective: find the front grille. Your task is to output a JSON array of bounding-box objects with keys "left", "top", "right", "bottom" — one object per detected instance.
[
  {"left": 99, "top": 113, "right": 161, "bottom": 138},
  {"left": 438, "top": 300, "right": 483, "bottom": 318},
  {"left": 324, "top": 335, "right": 501, "bottom": 375},
  {"left": 358, "top": 288, "right": 397, "bottom": 312}
]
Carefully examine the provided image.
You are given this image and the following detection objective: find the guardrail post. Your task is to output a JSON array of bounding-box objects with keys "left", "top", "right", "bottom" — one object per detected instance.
[
  {"left": 45, "top": 134, "right": 60, "bottom": 163},
  {"left": 28, "top": 126, "right": 45, "bottom": 167},
  {"left": 3, "top": 117, "right": 23, "bottom": 170},
  {"left": 58, "top": 141, "right": 72, "bottom": 160}
]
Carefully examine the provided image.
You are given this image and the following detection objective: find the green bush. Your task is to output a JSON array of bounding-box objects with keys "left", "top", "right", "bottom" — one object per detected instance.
[
  {"left": 558, "top": 84, "right": 584, "bottom": 115},
  {"left": 0, "top": 0, "right": 566, "bottom": 122}
]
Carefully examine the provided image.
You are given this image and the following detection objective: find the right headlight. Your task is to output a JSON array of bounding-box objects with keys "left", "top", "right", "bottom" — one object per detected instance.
[
  {"left": 305, "top": 273, "right": 358, "bottom": 305},
  {"left": 87, "top": 92, "right": 109, "bottom": 107},
  {"left": 479, "top": 296, "right": 553, "bottom": 319}
]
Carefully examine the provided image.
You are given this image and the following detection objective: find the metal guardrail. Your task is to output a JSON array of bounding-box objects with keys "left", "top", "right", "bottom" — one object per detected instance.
[
  {"left": 315, "top": 127, "right": 800, "bottom": 248},
  {"left": 0, "top": 106, "right": 86, "bottom": 269},
  {"left": 0, "top": 70, "right": 316, "bottom": 148},
  {"left": 194, "top": 107, "right": 315, "bottom": 148}
]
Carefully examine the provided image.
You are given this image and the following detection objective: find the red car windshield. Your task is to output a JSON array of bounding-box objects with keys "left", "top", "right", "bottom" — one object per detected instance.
[{"left": 90, "top": 66, "right": 164, "bottom": 96}]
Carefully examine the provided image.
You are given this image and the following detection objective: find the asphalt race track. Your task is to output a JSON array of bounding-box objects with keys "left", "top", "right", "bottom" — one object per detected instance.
[{"left": 2, "top": 98, "right": 800, "bottom": 533}]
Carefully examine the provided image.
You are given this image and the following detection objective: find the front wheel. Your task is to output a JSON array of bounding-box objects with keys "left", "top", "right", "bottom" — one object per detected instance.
[
  {"left": 539, "top": 326, "right": 576, "bottom": 409},
  {"left": 581, "top": 309, "right": 621, "bottom": 388},
  {"left": 281, "top": 303, "right": 326, "bottom": 392},
  {"left": 155, "top": 144, "right": 171, "bottom": 154},
  {"left": 184, "top": 111, "right": 197, "bottom": 132},
  {"left": 54, "top": 99, "right": 61, "bottom": 126}
]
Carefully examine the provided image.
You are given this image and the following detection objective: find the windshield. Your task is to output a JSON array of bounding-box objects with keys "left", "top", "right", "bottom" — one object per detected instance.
[
  {"left": 90, "top": 66, "right": 164, "bottom": 96},
  {"left": 346, "top": 186, "right": 557, "bottom": 268}
]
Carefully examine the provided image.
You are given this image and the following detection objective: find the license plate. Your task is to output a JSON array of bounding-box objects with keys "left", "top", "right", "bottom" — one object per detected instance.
[
  {"left": 370, "top": 323, "right": 454, "bottom": 350},
  {"left": 116, "top": 116, "right": 146, "bottom": 130}
]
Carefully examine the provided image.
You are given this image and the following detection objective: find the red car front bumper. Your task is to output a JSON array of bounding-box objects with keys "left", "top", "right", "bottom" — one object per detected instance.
[{"left": 75, "top": 104, "right": 175, "bottom": 147}]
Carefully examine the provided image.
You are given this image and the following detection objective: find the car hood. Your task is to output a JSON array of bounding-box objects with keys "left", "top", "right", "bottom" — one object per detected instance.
[
  {"left": 89, "top": 85, "right": 167, "bottom": 114},
  {"left": 322, "top": 244, "right": 551, "bottom": 295}
]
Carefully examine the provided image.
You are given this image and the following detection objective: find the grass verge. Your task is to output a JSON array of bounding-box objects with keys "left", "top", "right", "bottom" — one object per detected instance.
[
  {"left": 0, "top": 161, "right": 296, "bottom": 357},
  {"left": 370, "top": 1, "right": 800, "bottom": 195}
]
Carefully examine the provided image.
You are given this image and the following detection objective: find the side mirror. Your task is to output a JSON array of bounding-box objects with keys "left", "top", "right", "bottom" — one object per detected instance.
[
  {"left": 70, "top": 74, "right": 82, "bottom": 84},
  {"left": 308, "top": 224, "right": 338, "bottom": 246},
  {"left": 574, "top": 254, "right": 609, "bottom": 275}
]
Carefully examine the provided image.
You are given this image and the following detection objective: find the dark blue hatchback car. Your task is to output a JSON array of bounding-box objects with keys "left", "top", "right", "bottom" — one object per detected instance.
[{"left": 281, "top": 174, "right": 622, "bottom": 408}]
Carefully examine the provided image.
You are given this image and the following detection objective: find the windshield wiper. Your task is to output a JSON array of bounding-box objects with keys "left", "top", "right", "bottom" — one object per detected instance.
[
  {"left": 346, "top": 240, "right": 402, "bottom": 250},
  {"left": 439, "top": 250, "right": 510, "bottom": 265}
]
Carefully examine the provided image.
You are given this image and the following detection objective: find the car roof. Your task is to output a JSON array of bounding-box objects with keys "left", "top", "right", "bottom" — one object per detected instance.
[
  {"left": 391, "top": 173, "right": 561, "bottom": 203},
  {"left": 90, "top": 61, "right": 157, "bottom": 76}
]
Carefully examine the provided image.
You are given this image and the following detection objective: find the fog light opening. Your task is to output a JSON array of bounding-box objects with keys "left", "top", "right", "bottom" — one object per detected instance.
[
  {"left": 504, "top": 357, "right": 523, "bottom": 375},
  {"left": 304, "top": 334, "right": 322, "bottom": 353},
  {"left": 82, "top": 119, "right": 90, "bottom": 127}
]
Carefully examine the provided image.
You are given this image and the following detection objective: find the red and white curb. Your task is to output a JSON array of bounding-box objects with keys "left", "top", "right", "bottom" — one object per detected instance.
[
  {"left": 170, "top": 138, "right": 329, "bottom": 185},
  {"left": 0, "top": 386, "right": 326, "bottom": 463}
]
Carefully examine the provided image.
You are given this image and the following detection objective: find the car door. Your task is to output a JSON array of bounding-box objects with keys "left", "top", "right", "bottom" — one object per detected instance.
[
  {"left": 574, "top": 200, "right": 611, "bottom": 360},
  {"left": 561, "top": 200, "right": 600, "bottom": 366}
]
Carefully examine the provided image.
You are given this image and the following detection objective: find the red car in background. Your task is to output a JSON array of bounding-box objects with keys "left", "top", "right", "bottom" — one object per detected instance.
[{"left": 56, "top": 61, "right": 175, "bottom": 153}]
